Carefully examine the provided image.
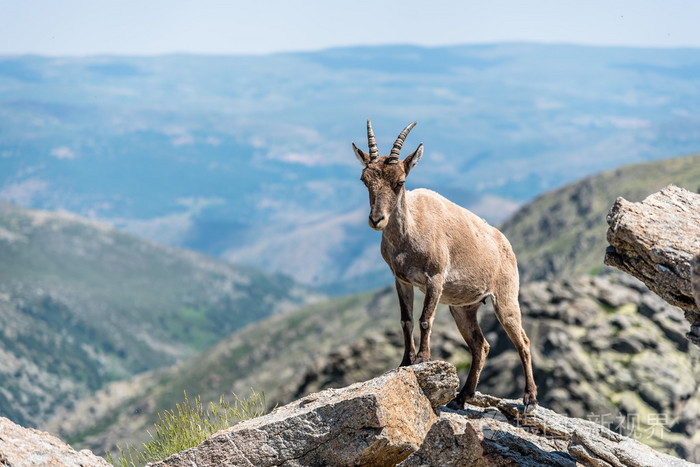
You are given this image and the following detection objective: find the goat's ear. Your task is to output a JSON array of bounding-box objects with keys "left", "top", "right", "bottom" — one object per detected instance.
[
  {"left": 352, "top": 142, "right": 370, "bottom": 166},
  {"left": 403, "top": 143, "right": 423, "bottom": 175}
]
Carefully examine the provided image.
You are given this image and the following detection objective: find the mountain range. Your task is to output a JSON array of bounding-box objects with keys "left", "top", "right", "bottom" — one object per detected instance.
[{"left": 2, "top": 44, "right": 700, "bottom": 292}]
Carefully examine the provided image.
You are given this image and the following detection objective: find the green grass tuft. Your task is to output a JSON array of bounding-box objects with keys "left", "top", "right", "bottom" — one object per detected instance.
[{"left": 105, "top": 389, "right": 266, "bottom": 467}]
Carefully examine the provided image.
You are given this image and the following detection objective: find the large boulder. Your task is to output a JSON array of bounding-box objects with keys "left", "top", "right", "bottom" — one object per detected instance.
[
  {"left": 605, "top": 185, "right": 700, "bottom": 346},
  {"left": 0, "top": 416, "right": 109, "bottom": 466},
  {"left": 149, "top": 361, "right": 695, "bottom": 466},
  {"left": 150, "top": 361, "right": 458, "bottom": 466}
]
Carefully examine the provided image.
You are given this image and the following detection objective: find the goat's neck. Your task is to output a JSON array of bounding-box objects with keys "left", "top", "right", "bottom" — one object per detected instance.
[{"left": 384, "top": 189, "right": 413, "bottom": 244}]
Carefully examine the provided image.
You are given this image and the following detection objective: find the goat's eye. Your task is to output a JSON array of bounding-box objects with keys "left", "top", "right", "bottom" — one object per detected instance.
[{"left": 396, "top": 180, "right": 405, "bottom": 188}]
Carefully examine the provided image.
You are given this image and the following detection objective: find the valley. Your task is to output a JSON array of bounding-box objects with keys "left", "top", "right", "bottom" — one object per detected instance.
[{"left": 0, "top": 202, "right": 320, "bottom": 428}]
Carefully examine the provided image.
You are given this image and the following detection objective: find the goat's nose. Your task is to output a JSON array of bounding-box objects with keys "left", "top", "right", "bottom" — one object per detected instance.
[{"left": 369, "top": 215, "right": 385, "bottom": 227}]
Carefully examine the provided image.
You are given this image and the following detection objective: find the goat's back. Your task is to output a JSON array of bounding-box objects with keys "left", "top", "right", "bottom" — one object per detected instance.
[{"left": 406, "top": 188, "right": 518, "bottom": 282}]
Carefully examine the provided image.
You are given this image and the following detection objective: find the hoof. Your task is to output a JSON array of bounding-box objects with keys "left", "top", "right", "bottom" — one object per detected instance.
[
  {"left": 399, "top": 353, "right": 415, "bottom": 367},
  {"left": 412, "top": 354, "right": 430, "bottom": 365},
  {"left": 446, "top": 398, "right": 464, "bottom": 410},
  {"left": 523, "top": 394, "right": 538, "bottom": 413}
]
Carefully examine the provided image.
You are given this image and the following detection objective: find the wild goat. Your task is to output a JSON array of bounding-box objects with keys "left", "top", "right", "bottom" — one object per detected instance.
[{"left": 352, "top": 120, "right": 538, "bottom": 411}]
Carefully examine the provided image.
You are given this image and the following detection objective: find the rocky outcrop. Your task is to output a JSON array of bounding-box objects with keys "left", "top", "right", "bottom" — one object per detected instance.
[
  {"left": 150, "top": 362, "right": 458, "bottom": 467},
  {"left": 604, "top": 185, "right": 700, "bottom": 346},
  {"left": 45, "top": 274, "right": 700, "bottom": 460},
  {"left": 150, "top": 361, "right": 694, "bottom": 467},
  {"left": 279, "top": 273, "right": 700, "bottom": 461},
  {"left": 404, "top": 392, "right": 694, "bottom": 467},
  {"left": 0, "top": 416, "right": 109, "bottom": 466}
]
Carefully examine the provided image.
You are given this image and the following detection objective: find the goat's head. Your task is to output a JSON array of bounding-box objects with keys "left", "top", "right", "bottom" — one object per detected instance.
[{"left": 353, "top": 120, "right": 423, "bottom": 231}]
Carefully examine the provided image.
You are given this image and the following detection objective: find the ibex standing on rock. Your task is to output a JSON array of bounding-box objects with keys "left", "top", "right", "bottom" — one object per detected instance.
[{"left": 352, "top": 120, "right": 538, "bottom": 411}]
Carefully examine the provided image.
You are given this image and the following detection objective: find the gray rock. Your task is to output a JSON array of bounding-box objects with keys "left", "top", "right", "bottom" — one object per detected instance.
[
  {"left": 410, "top": 360, "right": 459, "bottom": 409},
  {"left": 605, "top": 185, "right": 700, "bottom": 346},
  {"left": 150, "top": 363, "right": 696, "bottom": 467},
  {"left": 594, "top": 275, "right": 641, "bottom": 308},
  {"left": 694, "top": 252, "right": 700, "bottom": 312},
  {"left": 611, "top": 336, "right": 645, "bottom": 354},
  {"left": 150, "top": 362, "right": 453, "bottom": 467},
  {"left": 630, "top": 351, "right": 697, "bottom": 414},
  {"left": 0, "top": 416, "right": 109, "bottom": 467},
  {"left": 638, "top": 295, "right": 690, "bottom": 350},
  {"left": 612, "top": 328, "right": 658, "bottom": 354},
  {"left": 426, "top": 392, "right": 695, "bottom": 467},
  {"left": 397, "top": 412, "right": 486, "bottom": 467}
]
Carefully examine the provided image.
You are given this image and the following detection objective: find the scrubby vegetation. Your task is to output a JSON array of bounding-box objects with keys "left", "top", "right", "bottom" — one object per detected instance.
[{"left": 105, "top": 390, "right": 266, "bottom": 467}]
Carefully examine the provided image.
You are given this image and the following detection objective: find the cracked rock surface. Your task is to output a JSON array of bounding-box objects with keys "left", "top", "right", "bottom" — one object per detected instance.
[
  {"left": 149, "top": 362, "right": 457, "bottom": 466},
  {"left": 605, "top": 185, "right": 700, "bottom": 346},
  {"left": 410, "top": 393, "right": 696, "bottom": 467}
]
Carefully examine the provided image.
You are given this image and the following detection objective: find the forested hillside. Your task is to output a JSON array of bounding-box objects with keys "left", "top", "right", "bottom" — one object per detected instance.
[{"left": 0, "top": 202, "right": 319, "bottom": 427}]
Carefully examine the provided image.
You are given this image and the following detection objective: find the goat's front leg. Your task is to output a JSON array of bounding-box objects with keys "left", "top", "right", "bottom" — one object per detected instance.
[
  {"left": 395, "top": 279, "right": 415, "bottom": 366},
  {"left": 413, "top": 274, "right": 443, "bottom": 364}
]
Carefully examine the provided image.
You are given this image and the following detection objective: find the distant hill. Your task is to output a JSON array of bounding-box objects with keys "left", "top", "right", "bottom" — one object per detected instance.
[
  {"left": 501, "top": 153, "right": 700, "bottom": 282},
  {"left": 47, "top": 154, "right": 700, "bottom": 460},
  {"left": 0, "top": 202, "right": 320, "bottom": 428},
  {"left": 2, "top": 45, "right": 700, "bottom": 292}
]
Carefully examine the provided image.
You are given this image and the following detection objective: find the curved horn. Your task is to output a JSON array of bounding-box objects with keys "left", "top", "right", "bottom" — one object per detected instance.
[
  {"left": 388, "top": 121, "right": 417, "bottom": 160},
  {"left": 367, "top": 119, "right": 379, "bottom": 161}
]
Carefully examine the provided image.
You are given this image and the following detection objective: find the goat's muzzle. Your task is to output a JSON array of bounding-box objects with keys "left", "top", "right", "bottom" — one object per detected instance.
[{"left": 369, "top": 215, "right": 386, "bottom": 231}]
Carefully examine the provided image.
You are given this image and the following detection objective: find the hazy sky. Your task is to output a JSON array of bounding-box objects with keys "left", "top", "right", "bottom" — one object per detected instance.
[{"left": 1, "top": 0, "right": 699, "bottom": 56}]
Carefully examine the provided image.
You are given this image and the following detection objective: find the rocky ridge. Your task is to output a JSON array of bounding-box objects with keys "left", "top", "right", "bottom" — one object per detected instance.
[
  {"left": 693, "top": 252, "right": 700, "bottom": 312},
  {"left": 149, "top": 361, "right": 694, "bottom": 467}
]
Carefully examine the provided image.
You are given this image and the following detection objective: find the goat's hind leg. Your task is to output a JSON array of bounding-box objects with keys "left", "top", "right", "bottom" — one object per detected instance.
[
  {"left": 446, "top": 303, "right": 489, "bottom": 410},
  {"left": 493, "top": 290, "right": 538, "bottom": 412}
]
